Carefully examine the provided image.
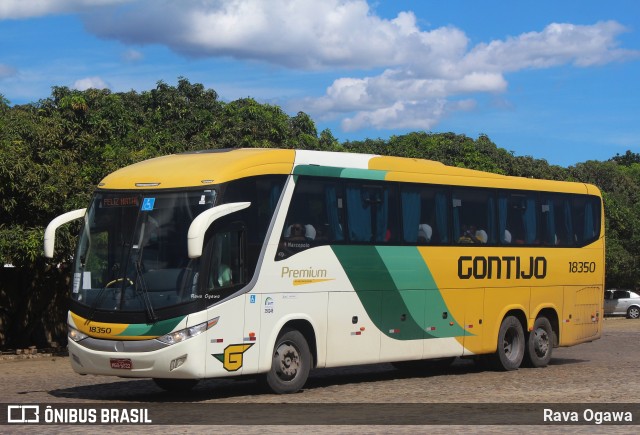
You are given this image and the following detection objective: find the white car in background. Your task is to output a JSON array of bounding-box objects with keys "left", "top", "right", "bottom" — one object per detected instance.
[{"left": 604, "top": 289, "right": 640, "bottom": 319}]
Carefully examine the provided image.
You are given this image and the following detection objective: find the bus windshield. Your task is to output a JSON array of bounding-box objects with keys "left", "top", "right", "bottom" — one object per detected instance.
[{"left": 72, "top": 190, "right": 217, "bottom": 315}]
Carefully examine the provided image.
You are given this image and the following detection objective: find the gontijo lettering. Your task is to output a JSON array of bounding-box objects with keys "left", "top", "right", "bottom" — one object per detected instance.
[{"left": 458, "top": 256, "right": 547, "bottom": 280}]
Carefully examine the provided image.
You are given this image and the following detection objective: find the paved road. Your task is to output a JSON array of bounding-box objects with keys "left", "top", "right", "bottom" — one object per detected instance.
[{"left": 1, "top": 317, "right": 638, "bottom": 431}]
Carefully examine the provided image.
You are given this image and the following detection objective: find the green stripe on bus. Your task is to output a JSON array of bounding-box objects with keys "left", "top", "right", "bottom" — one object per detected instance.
[
  {"left": 376, "top": 246, "right": 467, "bottom": 339},
  {"left": 117, "top": 315, "right": 185, "bottom": 338},
  {"left": 375, "top": 246, "right": 437, "bottom": 290},
  {"left": 331, "top": 245, "right": 467, "bottom": 340},
  {"left": 293, "top": 165, "right": 387, "bottom": 180},
  {"left": 340, "top": 168, "right": 387, "bottom": 180},
  {"left": 293, "top": 165, "right": 344, "bottom": 178}
]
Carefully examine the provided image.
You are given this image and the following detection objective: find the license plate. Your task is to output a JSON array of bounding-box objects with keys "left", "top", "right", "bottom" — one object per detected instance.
[{"left": 110, "top": 358, "right": 133, "bottom": 370}]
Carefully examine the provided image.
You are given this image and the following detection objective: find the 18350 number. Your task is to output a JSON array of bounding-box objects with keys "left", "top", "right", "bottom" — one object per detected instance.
[{"left": 569, "top": 261, "right": 596, "bottom": 273}]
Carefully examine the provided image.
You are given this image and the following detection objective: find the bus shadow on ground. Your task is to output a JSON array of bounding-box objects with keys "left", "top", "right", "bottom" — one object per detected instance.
[
  {"left": 49, "top": 376, "right": 258, "bottom": 402},
  {"left": 547, "top": 357, "right": 587, "bottom": 366},
  {"left": 48, "top": 357, "right": 586, "bottom": 402}
]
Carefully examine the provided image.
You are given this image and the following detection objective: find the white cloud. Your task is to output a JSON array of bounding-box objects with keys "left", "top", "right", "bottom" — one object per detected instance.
[
  {"left": 73, "top": 76, "right": 109, "bottom": 91},
  {"left": 79, "top": 0, "right": 471, "bottom": 71},
  {"left": 462, "top": 21, "right": 634, "bottom": 72},
  {"left": 342, "top": 99, "right": 476, "bottom": 132},
  {"left": 309, "top": 70, "right": 507, "bottom": 114},
  {"left": 3, "top": 0, "right": 636, "bottom": 133},
  {"left": 300, "top": 19, "right": 636, "bottom": 132}
]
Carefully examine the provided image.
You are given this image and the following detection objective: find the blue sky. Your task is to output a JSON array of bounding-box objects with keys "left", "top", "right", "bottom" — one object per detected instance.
[{"left": 1, "top": 0, "right": 639, "bottom": 167}]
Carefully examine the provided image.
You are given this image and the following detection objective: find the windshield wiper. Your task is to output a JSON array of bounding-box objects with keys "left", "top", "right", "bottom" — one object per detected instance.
[{"left": 133, "top": 253, "right": 157, "bottom": 323}]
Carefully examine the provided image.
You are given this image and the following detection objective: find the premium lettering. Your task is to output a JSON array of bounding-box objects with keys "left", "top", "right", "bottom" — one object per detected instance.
[{"left": 281, "top": 266, "right": 327, "bottom": 279}]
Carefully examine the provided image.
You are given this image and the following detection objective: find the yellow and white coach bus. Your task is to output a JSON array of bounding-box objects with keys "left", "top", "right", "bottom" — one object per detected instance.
[{"left": 44, "top": 148, "right": 604, "bottom": 393}]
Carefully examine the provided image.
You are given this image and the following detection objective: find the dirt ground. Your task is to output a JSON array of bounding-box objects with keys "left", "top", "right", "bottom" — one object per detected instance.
[{"left": 1, "top": 317, "right": 638, "bottom": 432}]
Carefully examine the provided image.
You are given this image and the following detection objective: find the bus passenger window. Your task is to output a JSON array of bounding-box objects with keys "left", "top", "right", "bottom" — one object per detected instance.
[
  {"left": 572, "top": 196, "right": 600, "bottom": 245},
  {"left": 540, "top": 195, "right": 566, "bottom": 246},
  {"left": 345, "top": 184, "right": 399, "bottom": 244},
  {"left": 539, "top": 194, "right": 600, "bottom": 247},
  {"left": 275, "top": 177, "right": 345, "bottom": 260},
  {"left": 401, "top": 183, "right": 448, "bottom": 245},
  {"left": 498, "top": 192, "right": 538, "bottom": 245},
  {"left": 453, "top": 189, "right": 495, "bottom": 244}
]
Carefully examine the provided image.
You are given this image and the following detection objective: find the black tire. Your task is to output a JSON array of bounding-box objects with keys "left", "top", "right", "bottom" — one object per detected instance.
[
  {"left": 524, "top": 317, "right": 553, "bottom": 368},
  {"left": 491, "top": 315, "right": 525, "bottom": 371},
  {"left": 153, "top": 378, "right": 199, "bottom": 392},
  {"left": 262, "top": 328, "right": 311, "bottom": 394},
  {"left": 627, "top": 306, "right": 640, "bottom": 319},
  {"left": 392, "top": 357, "right": 456, "bottom": 372}
]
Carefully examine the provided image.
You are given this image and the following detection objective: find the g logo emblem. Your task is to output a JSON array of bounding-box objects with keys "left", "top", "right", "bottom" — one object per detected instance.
[{"left": 213, "top": 344, "right": 254, "bottom": 372}]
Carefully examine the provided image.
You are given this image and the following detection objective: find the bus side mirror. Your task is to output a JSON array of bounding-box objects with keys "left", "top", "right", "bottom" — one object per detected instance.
[
  {"left": 43, "top": 208, "right": 87, "bottom": 258},
  {"left": 187, "top": 202, "right": 250, "bottom": 259}
]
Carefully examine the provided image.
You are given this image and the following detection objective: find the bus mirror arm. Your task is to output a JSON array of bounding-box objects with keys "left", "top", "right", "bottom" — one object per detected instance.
[
  {"left": 187, "top": 202, "right": 251, "bottom": 259},
  {"left": 44, "top": 208, "right": 87, "bottom": 258}
]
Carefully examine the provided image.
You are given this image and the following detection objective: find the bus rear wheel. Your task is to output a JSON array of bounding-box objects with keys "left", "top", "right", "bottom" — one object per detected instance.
[
  {"left": 491, "top": 315, "right": 524, "bottom": 371},
  {"left": 524, "top": 317, "right": 553, "bottom": 368},
  {"left": 262, "top": 328, "right": 311, "bottom": 394}
]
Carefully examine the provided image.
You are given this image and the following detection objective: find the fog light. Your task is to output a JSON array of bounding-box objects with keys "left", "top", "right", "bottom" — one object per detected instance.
[{"left": 170, "top": 355, "right": 188, "bottom": 371}]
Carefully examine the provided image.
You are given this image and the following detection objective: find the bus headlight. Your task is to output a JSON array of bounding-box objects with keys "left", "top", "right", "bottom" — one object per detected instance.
[
  {"left": 68, "top": 325, "right": 88, "bottom": 342},
  {"left": 156, "top": 321, "right": 208, "bottom": 345}
]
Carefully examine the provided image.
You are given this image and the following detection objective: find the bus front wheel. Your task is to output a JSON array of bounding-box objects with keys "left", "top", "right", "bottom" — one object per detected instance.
[
  {"left": 491, "top": 315, "right": 524, "bottom": 371},
  {"left": 262, "top": 328, "right": 311, "bottom": 394},
  {"left": 524, "top": 317, "right": 553, "bottom": 368}
]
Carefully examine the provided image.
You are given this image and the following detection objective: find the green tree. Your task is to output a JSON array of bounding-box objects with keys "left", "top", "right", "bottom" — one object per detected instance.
[
  {"left": 610, "top": 150, "right": 640, "bottom": 166},
  {"left": 1, "top": 78, "right": 638, "bottom": 349},
  {"left": 318, "top": 128, "right": 340, "bottom": 150},
  {"left": 0, "top": 79, "right": 328, "bottom": 349}
]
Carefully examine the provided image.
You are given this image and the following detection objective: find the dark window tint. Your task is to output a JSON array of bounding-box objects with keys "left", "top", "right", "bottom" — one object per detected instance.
[
  {"left": 498, "top": 192, "right": 539, "bottom": 245},
  {"left": 221, "top": 175, "right": 286, "bottom": 274},
  {"left": 400, "top": 184, "right": 449, "bottom": 244},
  {"left": 276, "top": 177, "right": 345, "bottom": 260},
  {"left": 571, "top": 195, "right": 601, "bottom": 245},
  {"left": 345, "top": 183, "right": 398, "bottom": 243},
  {"left": 452, "top": 189, "right": 495, "bottom": 244},
  {"left": 222, "top": 175, "right": 286, "bottom": 243},
  {"left": 540, "top": 194, "right": 600, "bottom": 246},
  {"left": 276, "top": 176, "right": 601, "bottom": 253}
]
